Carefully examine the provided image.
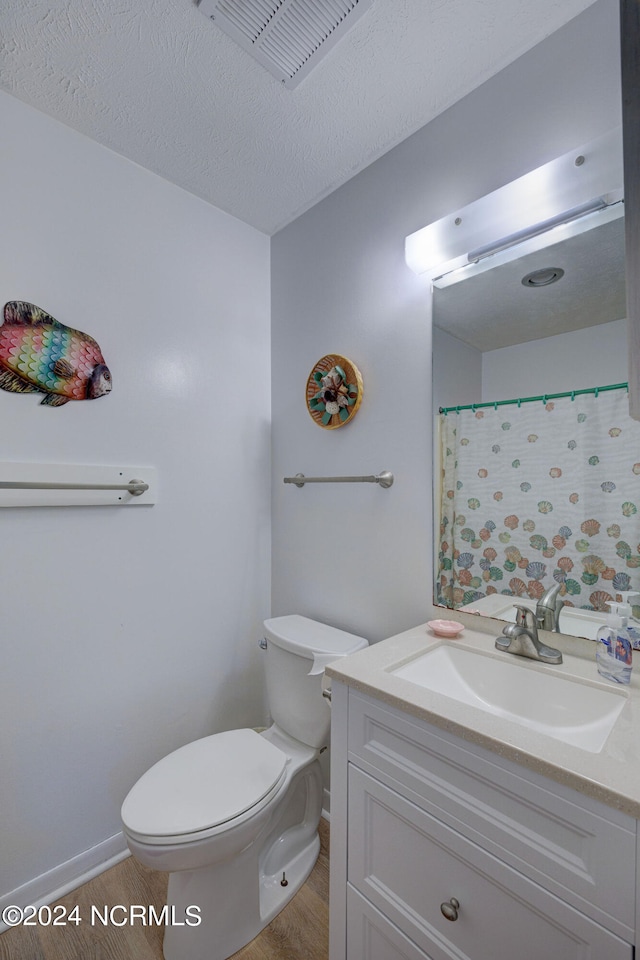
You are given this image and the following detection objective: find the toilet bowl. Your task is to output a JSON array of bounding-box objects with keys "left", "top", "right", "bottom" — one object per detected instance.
[{"left": 121, "top": 615, "right": 367, "bottom": 960}]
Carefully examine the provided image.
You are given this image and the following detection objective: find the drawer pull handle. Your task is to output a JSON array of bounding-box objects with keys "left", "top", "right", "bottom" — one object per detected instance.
[{"left": 440, "top": 897, "right": 460, "bottom": 921}]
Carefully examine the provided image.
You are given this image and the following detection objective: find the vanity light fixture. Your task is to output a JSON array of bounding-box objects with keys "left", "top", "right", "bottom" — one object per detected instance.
[
  {"left": 428, "top": 200, "right": 622, "bottom": 289},
  {"left": 467, "top": 197, "right": 607, "bottom": 264},
  {"left": 425, "top": 199, "right": 622, "bottom": 289},
  {"left": 405, "top": 128, "right": 624, "bottom": 287}
]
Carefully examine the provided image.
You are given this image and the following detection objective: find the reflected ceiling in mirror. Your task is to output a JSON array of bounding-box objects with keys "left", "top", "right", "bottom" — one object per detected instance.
[{"left": 434, "top": 213, "right": 626, "bottom": 353}]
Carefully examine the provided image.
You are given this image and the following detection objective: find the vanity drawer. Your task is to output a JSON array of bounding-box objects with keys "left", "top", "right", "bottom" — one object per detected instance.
[
  {"left": 347, "top": 886, "right": 432, "bottom": 960},
  {"left": 347, "top": 691, "right": 636, "bottom": 939},
  {"left": 348, "top": 765, "right": 633, "bottom": 960}
]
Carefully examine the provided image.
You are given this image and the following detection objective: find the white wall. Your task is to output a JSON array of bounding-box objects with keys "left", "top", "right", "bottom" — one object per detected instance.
[
  {"left": 433, "top": 327, "right": 483, "bottom": 411},
  {"left": 481, "top": 318, "right": 628, "bottom": 400},
  {"left": 271, "top": 0, "right": 621, "bottom": 644},
  {"left": 0, "top": 91, "right": 271, "bottom": 905},
  {"left": 433, "top": 320, "right": 627, "bottom": 407}
]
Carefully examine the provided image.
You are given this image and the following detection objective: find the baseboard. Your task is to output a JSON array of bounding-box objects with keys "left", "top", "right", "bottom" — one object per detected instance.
[{"left": 0, "top": 832, "right": 130, "bottom": 933}]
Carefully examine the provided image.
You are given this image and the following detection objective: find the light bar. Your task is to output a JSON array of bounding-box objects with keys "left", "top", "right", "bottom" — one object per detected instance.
[
  {"left": 467, "top": 197, "right": 608, "bottom": 263},
  {"left": 430, "top": 200, "right": 623, "bottom": 289},
  {"left": 404, "top": 128, "right": 624, "bottom": 282}
]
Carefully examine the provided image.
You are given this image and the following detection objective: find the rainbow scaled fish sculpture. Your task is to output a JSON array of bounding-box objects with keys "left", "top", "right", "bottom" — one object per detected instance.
[{"left": 0, "top": 301, "right": 112, "bottom": 407}]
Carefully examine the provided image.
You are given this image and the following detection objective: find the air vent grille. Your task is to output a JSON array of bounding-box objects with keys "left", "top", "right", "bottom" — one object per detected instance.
[{"left": 198, "top": 0, "right": 374, "bottom": 88}]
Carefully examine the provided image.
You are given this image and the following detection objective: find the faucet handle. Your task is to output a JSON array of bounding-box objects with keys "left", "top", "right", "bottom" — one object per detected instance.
[{"left": 514, "top": 604, "right": 536, "bottom": 630}]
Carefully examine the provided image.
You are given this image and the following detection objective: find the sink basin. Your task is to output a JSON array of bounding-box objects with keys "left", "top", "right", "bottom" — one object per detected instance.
[{"left": 391, "top": 644, "right": 627, "bottom": 753}]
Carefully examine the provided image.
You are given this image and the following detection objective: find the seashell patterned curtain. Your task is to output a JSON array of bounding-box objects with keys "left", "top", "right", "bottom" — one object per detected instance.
[{"left": 437, "top": 388, "right": 640, "bottom": 613}]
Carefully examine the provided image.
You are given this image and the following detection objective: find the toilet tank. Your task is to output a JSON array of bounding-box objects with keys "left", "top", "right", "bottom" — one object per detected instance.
[{"left": 262, "top": 615, "right": 368, "bottom": 749}]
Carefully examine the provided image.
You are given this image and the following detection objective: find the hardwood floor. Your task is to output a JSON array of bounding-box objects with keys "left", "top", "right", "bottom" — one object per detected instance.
[{"left": 0, "top": 819, "right": 329, "bottom": 960}]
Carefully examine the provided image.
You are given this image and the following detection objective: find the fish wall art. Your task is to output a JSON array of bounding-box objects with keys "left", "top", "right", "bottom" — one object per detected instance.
[{"left": 0, "top": 301, "right": 112, "bottom": 407}]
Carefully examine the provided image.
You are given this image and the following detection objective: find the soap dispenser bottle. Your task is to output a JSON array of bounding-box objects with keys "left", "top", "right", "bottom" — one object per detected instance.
[
  {"left": 615, "top": 591, "right": 640, "bottom": 649},
  {"left": 596, "top": 602, "right": 633, "bottom": 685}
]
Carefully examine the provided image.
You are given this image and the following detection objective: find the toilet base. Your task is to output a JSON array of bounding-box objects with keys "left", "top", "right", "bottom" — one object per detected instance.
[
  {"left": 161, "top": 759, "right": 323, "bottom": 960},
  {"left": 259, "top": 830, "right": 320, "bottom": 927},
  {"left": 162, "top": 834, "right": 319, "bottom": 960}
]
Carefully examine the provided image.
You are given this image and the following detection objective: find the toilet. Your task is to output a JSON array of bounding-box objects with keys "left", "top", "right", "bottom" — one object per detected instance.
[{"left": 120, "top": 614, "right": 368, "bottom": 960}]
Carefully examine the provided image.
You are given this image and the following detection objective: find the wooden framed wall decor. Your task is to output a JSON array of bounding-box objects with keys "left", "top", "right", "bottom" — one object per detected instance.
[{"left": 306, "top": 354, "right": 363, "bottom": 429}]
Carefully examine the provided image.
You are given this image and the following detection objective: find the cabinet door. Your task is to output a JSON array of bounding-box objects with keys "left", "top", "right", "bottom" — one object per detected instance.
[{"left": 348, "top": 766, "right": 632, "bottom": 960}]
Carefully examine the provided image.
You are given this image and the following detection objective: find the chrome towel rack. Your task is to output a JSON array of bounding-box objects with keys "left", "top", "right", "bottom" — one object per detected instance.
[
  {"left": 0, "top": 479, "right": 149, "bottom": 495},
  {"left": 283, "top": 471, "right": 393, "bottom": 488},
  {"left": 0, "top": 462, "right": 157, "bottom": 507}
]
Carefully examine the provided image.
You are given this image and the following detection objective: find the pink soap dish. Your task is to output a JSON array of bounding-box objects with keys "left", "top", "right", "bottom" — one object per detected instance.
[{"left": 427, "top": 619, "right": 465, "bottom": 638}]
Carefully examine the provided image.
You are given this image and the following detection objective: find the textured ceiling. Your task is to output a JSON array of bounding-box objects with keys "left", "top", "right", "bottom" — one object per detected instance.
[{"left": 1, "top": 0, "right": 598, "bottom": 234}]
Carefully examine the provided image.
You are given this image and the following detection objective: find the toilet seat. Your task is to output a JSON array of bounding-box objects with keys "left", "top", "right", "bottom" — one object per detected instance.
[{"left": 121, "top": 729, "right": 288, "bottom": 844}]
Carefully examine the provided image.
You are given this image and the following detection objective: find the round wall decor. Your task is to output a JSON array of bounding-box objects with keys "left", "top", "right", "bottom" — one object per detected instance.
[{"left": 306, "top": 354, "right": 363, "bottom": 429}]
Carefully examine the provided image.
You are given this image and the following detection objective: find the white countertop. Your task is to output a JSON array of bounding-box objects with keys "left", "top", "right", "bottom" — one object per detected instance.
[{"left": 326, "top": 620, "right": 640, "bottom": 818}]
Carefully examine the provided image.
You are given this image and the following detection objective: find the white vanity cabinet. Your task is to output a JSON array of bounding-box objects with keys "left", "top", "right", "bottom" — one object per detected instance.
[{"left": 329, "top": 683, "right": 638, "bottom": 960}]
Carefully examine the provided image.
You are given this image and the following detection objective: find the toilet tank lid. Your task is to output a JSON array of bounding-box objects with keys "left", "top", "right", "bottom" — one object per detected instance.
[{"left": 263, "top": 615, "right": 368, "bottom": 658}]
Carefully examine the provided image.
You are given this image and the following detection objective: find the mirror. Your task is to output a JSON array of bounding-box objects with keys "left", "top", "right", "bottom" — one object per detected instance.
[
  {"left": 431, "top": 204, "right": 640, "bottom": 640},
  {"left": 426, "top": 128, "right": 640, "bottom": 639},
  {"left": 414, "top": 106, "right": 640, "bottom": 640},
  {"left": 409, "top": 0, "right": 640, "bottom": 642}
]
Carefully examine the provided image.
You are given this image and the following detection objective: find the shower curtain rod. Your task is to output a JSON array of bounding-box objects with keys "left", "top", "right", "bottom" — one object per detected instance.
[{"left": 439, "top": 382, "right": 628, "bottom": 415}]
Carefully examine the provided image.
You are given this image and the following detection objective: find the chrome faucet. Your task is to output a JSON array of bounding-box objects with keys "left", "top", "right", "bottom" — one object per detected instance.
[
  {"left": 535, "top": 582, "right": 564, "bottom": 632},
  {"left": 496, "top": 604, "right": 563, "bottom": 664}
]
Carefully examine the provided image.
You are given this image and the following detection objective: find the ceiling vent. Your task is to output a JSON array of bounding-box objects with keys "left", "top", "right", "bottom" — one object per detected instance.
[{"left": 198, "top": 0, "right": 374, "bottom": 89}]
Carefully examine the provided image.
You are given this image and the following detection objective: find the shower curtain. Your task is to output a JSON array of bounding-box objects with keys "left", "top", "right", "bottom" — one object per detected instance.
[{"left": 437, "top": 388, "right": 640, "bottom": 612}]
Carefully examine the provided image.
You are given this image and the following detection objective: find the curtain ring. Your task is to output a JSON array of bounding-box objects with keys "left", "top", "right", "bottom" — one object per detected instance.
[
  {"left": 517, "top": 398, "right": 521, "bottom": 408},
  {"left": 594, "top": 387, "right": 599, "bottom": 398},
  {"left": 542, "top": 395, "right": 547, "bottom": 405},
  {"left": 571, "top": 391, "right": 575, "bottom": 401}
]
